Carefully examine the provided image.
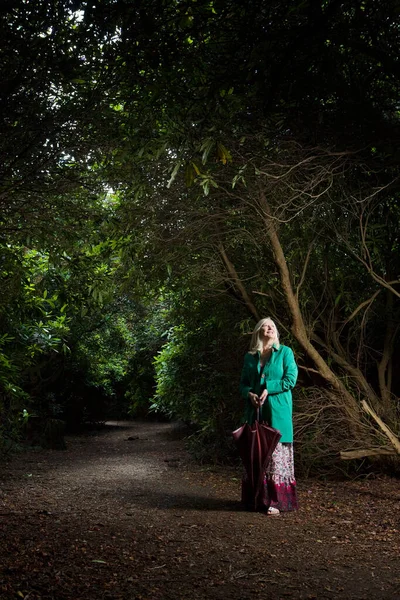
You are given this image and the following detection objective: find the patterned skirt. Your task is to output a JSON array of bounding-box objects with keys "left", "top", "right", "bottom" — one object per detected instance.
[{"left": 265, "top": 442, "right": 298, "bottom": 512}]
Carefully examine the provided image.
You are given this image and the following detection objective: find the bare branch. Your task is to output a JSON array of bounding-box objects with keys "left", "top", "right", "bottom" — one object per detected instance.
[
  {"left": 340, "top": 447, "right": 397, "bottom": 460},
  {"left": 338, "top": 290, "right": 381, "bottom": 333},
  {"left": 295, "top": 242, "right": 314, "bottom": 300},
  {"left": 361, "top": 399, "right": 400, "bottom": 454},
  {"left": 218, "top": 243, "right": 260, "bottom": 321}
]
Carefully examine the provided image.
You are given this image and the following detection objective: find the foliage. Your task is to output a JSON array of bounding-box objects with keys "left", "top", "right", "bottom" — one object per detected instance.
[
  {"left": 1, "top": 0, "right": 400, "bottom": 470},
  {"left": 151, "top": 291, "right": 247, "bottom": 462},
  {"left": 106, "top": 0, "right": 400, "bottom": 467}
]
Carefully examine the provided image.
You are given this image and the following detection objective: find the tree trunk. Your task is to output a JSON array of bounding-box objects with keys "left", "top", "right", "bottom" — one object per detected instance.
[
  {"left": 260, "top": 191, "right": 361, "bottom": 423},
  {"left": 377, "top": 288, "right": 397, "bottom": 414},
  {"left": 258, "top": 192, "right": 400, "bottom": 455}
]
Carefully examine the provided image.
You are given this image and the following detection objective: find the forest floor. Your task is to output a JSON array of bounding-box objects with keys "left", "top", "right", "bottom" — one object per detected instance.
[{"left": 0, "top": 420, "right": 399, "bottom": 600}]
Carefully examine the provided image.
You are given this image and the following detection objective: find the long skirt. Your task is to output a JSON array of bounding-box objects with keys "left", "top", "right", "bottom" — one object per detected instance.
[{"left": 265, "top": 442, "right": 298, "bottom": 512}]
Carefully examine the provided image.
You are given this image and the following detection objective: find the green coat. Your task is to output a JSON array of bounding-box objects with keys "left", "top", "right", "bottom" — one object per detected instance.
[{"left": 239, "top": 344, "right": 298, "bottom": 443}]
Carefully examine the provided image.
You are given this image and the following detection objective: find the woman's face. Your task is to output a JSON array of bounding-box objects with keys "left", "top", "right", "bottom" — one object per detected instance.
[{"left": 260, "top": 320, "right": 277, "bottom": 340}]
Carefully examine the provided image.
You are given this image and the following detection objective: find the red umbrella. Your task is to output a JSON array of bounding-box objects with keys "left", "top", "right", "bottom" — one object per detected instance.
[{"left": 232, "top": 410, "right": 281, "bottom": 512}]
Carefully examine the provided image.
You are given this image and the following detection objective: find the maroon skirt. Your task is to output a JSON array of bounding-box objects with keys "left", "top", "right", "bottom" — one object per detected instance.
[{"left": 264, "top": 442, "right": 298, "bottom": 511}]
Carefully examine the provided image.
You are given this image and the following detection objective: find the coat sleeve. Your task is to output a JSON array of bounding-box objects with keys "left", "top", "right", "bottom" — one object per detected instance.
[
  {"left": 239, "top": 354, "right": 253, "bottom": 400},
  {"left": 266, "top": 347, "right": 298, "bottom": 395}
]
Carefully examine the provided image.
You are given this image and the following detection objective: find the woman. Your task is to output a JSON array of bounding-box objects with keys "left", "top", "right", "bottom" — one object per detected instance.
[{"left": 240, "top": 318, "right": 298, "bottom": 514}]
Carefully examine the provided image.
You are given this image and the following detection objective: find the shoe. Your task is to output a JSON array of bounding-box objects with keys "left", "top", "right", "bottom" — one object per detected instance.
[{"left": 267, "top": 506, "right": 280, "bottom": 515}]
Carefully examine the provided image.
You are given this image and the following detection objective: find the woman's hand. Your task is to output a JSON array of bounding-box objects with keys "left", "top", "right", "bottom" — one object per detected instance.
[
  {"left": 259, "top": 389, "right": 268, "bottom": 404},
  {"left": 248, "top": 392, "right": 260, "bottom": 408}
]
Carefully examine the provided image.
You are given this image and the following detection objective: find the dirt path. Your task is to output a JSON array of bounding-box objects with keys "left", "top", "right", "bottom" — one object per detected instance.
[{"left": 0, "top": 421, "right": 399, "bottom": 600}]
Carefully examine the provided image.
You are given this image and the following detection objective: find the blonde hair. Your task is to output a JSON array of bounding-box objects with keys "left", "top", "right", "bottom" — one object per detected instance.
[{"left": 249, "top": 318, "right": 280, "bottom": 354}]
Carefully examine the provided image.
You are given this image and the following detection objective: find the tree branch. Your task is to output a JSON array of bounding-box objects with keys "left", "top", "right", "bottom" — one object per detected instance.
[
  {"left": 217, "top": 242, "right": 260, "bottom": 321},
  {"left": 340, "top": 447, "right": 397, "bottom": 460},
  {"left": 361, "top": 400, "right": 400, "bottom": 455}
]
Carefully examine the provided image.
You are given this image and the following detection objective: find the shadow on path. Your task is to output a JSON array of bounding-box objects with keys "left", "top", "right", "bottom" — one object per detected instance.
[
  {"left": 123, "top": 489, "right": 243, "bottom": 512},
  {"left": 1, "top": 420, "right": 400, "bottom": 600}
]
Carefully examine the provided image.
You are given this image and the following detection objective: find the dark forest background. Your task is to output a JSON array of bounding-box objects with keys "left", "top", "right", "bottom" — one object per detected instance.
[{"left": 1, "top": 0, "right": 400, "bottom": 474}]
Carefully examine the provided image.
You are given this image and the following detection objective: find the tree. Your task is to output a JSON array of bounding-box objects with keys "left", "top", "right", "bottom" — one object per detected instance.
[
  {"left": 2, "top": 0, "right": 400, "bottom": 469},
  {"left": 106, "top": 0, "right": 400, "bottom": 466}
]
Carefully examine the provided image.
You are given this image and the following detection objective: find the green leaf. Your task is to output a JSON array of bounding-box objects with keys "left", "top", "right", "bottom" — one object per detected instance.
[
  {"left": 92, "top": 559, "right": 107, "bottom": 564},
  {"left": 167, "top": 162, "right": 181, "bottom": 188},
  {"left": 200, "top": 138, "right": 215, "bottom": 164},
  {"left": 216, "top": 142, "right": 232, "bottom": 165}
]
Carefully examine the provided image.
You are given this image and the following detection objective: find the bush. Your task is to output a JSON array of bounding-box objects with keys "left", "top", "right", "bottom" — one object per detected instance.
[{"left": 151, "top": 298, "right": 247, "bottom": 462}]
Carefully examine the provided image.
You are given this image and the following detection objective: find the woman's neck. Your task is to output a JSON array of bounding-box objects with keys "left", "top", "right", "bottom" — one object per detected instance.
[{"left": 261, "top": 342, "right": 274, "bottom": 354}]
